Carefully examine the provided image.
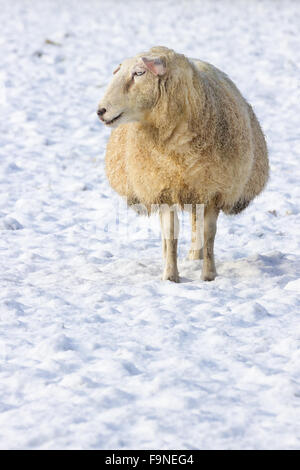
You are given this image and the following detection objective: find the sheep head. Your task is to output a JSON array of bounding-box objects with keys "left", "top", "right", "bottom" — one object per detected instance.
[{"left": 97, "top": 53, "right": 167, "bottom": 128}]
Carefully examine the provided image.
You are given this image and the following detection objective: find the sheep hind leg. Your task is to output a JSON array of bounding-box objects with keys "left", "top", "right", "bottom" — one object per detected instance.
[
  {"left": 201, "top": 203, "right": 219, "bottom": 281},
  {"left": 160, "top": 206, "right": 179, "bottom": 283},
  {"left": 188, "top": 204, "right": 203, "bottom": 260}
]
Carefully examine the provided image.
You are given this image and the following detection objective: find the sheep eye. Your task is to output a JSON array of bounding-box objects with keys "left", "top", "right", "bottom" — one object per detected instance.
[{"left": 133, "top": 71, "right": 145, "bottom": 77}]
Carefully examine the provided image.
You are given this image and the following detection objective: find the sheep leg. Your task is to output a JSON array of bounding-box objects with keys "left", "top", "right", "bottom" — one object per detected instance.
[
  {"left": 159, "top": 212, "right": 167, "bottom": 259},
  {"left": 201, "top": 203, "right": 219, "bottom": 281},
  {"left": 188, "top": 204, "right": 203, "bottom": 260},
  {"left": 160, "top": 206, "right": 179, "bottom": 283}
]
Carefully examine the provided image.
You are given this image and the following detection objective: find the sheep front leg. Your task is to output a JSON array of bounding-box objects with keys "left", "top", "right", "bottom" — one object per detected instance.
[
  {"left": 188, "top": 204, "right": 203, "bottom": 260},
  {"left": 201, "top": 203, "right": 219, "bottom": 281},
  {"left": 160, "top": 206, "right": 179, "bottom": 283},
  {"left": 159, "top": 212, "right": 167, "bottom": 259}
]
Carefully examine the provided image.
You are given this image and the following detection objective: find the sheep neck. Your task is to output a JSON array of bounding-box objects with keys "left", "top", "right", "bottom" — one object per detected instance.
[{"left": 141, "top": 68, "right": 209, "bottom": 155}]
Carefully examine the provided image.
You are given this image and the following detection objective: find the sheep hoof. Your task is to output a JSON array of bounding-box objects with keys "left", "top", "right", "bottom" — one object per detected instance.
[
  {"left": 188, "top": 249, "right": 203, "bottom": 260},
  {"left": 162, "top": 270, "right": 180, "bottom": 283},
  {"left": 201, "top": 271, "right": 217, "bottom": 281}
]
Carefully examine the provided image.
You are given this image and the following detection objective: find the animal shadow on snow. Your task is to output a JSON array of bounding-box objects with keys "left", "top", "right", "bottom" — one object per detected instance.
[
  {"left": 217, "top": 251, "right": 300, "bottom": 287},
  {"left": 103, "top": 250, "right": 300, "bottom": 286}
]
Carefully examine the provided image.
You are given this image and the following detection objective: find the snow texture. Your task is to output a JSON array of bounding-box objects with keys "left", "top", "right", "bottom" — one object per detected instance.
[{"left": 0, "top": 0, "right": 300, "bottom": 450}]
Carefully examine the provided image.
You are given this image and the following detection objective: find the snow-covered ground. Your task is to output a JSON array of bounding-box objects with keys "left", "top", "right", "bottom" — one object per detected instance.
[{"left": 0, "top": 0, "right": 300, "bottom": 450}]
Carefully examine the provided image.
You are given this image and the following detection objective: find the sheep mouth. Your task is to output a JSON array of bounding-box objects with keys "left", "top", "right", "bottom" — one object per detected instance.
[{"left": 105, "top": 113, "right": 123, "bottom": 126}]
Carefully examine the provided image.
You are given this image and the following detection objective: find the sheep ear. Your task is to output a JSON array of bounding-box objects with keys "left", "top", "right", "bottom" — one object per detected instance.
[{"left": 141, "top": 57, "right": 166, "bottom": 76}]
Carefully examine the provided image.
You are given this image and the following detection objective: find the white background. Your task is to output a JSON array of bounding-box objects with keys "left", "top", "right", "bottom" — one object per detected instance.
[{"left": 0, "top": 0, "right": 299, "bottom": 449}]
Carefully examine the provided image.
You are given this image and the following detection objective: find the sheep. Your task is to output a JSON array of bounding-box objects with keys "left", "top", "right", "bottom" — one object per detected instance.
[{"left": 97, "top": 46, "right": 269, "bottom": 283}]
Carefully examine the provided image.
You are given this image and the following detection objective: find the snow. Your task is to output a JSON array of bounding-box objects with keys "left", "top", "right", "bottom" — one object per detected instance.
[{"left": 0, "top": 0, "right": 300, "bottom": 450}]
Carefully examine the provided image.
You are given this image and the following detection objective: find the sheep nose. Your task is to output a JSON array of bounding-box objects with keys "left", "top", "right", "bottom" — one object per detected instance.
[{"left": 97, "top": 107, "right": 106, "bottom": 117}]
